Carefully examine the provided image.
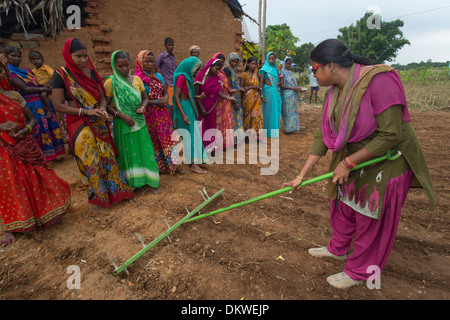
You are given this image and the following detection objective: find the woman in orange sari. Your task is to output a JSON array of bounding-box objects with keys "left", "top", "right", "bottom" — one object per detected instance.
[
  {"left": 239, "top": 56, "right": 264, "bottom": 140},
  {"left": 0, "top": 61, "right": 71, "bottom": 245},
  {"left": 211, "top": 53, "right": 234, "bottom": 149}
]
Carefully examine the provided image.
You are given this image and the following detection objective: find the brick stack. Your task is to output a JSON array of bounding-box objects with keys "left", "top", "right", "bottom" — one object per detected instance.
[{"left": 83, "top": 0, "right": 112, "bottom": 80}]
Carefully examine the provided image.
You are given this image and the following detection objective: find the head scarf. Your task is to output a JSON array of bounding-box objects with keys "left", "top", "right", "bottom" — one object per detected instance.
[
  {"left": 193, "top": 58, "right": 223, "bottom": 115},
  {"left": 194, "top": 58, "right": 221, "bottom": 86},
  {"left": 260, "top": 52, "right": 278, "bottom": 78},
  {"left": 259, "top": 51, "right": 280, "bottom": 91},
  {"left": 172, "top": 57, "right": 203, "bottom": 117},
  {"left": 283, "top": 57, "right": 292, "bottom": 71},
  {"left": 109, "top": 50, "right": 145, "bottom": 133},
  {"left": 189, "top": 45, "right": 201, "bottom": 56},
  {"left": 134, "top": 50, "right": 160, "bottom": 86},
  {"left": 62, "top": 38, "right": 104, "bottom": 102},
  {"left": 224, "top": 52, "right": 240, "bottom": 89}
]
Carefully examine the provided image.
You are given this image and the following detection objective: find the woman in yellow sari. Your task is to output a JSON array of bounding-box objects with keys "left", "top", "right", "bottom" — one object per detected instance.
[
  {"left": 51, "top": 38, "right": 134, "bottom": 208},
  {"left": 239, "top": 56, "right": 264, "bottom": 140}
]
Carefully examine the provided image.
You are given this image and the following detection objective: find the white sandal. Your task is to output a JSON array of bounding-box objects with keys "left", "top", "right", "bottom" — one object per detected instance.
[
  {"left": 308, "top": 247, "right": 347, "bottom": 261},
  {"left": 327, "top": 272, "right": 363, "bottom": 290}
]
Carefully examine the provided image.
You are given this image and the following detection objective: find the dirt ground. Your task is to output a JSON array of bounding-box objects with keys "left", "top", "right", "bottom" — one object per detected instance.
[{"left": 0, "top": 102, "right": 449, "bottom": 302}]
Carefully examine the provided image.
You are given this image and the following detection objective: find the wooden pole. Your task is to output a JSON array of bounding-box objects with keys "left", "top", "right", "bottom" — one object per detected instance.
[{"left": 262, "top": 0, "right": 267, "bottom": 64}]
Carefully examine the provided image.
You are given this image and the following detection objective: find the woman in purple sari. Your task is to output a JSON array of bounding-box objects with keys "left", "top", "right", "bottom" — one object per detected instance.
[
  {"left": 282, "top": 39, "right": 434, "bottom": 290},
  {"left": 194, "top": 58, "right": 235, "bottom": 153}
]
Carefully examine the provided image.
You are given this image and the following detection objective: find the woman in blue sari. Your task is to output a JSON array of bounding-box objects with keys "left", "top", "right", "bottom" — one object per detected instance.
[
  {"left": 280, "top": 57, "right": 304, "bottom": 133},
  {"left": 259, "top": 52, "right": 282, "bottom": 138},
  {"left": 5, "top": 46, "right": 65, "bottom": 161}
]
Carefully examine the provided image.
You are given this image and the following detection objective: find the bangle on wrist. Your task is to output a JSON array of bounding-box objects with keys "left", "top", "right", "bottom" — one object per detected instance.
[
  {"left": 25, "top": 125, "right": 32, "bottom": 132},
  {"left": 341, "top": 160, "right": 352, "bottom": 170},
  {"left": 78, "top": 108, "right": 82, "bottom": 116},
  {"left": 305, "top": 159, "right": 315, "bottom": 167},
  {"left": 114, "top": 111, "right": 119, "bottom": 117},
  {"left": 344, "top": 157, "right": 356, "bottom": 168},
  {"left": 295, "top": 175, "right": 304, "bottom": 180}
]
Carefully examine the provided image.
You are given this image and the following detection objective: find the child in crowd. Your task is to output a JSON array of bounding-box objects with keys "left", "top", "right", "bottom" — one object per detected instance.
[{"left": 29, "top": 51, "right": 68, "bottom": 142}]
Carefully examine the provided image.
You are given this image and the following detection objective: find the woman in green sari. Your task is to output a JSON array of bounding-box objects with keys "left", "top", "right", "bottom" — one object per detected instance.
[{"left": 104, "top": 51, "right": 160, "bottom": 193}]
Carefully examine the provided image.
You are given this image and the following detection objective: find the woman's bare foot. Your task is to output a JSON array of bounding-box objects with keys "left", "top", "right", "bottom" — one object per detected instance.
[
  {"left": 149, "top": 186, "right": 161, "bottom": 195},
  {"left": 1, "top": 233, "right": 16, "bottom": 246},
  {"left": 176, "top": 167, "right": 185, "bottom": 174},
  {"left": 190, "top": 164, "right": 208, "bottom": 174},
  {"left": 90, "top": 203, "right": 103, "bottom": 211}
]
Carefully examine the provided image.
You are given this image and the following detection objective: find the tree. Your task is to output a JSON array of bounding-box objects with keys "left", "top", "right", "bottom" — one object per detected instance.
[
  {"left": 265, "top": 23, "right": 299, "bottom": 59},
  {"left": 292, "top": 42, "right": 315, "bottom": 72},
  {"left": 337, "top": 12, "right": 410, "bottom": 64}
]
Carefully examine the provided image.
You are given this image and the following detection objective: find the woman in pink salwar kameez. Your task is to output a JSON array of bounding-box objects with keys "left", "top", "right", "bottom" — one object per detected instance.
[{"left": 282, "top": 39, "right": 434, "bottom": 290}]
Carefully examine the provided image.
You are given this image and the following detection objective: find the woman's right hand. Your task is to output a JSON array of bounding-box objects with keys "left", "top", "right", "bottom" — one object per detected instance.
[
  {"left": 281, "top": 177, "right": 304, "bottom": 194},
  {"left": 182, "top": 114, "right": 190, "bottom": 125},
  {"left": 0, "top": 121, "right": 19, "bottom": 132},
  {"left": 121, "top": 114, "right": 135, "bottom": 127},
  {"left": 158, "top": 97, "right": 169, "bottom": 106}
]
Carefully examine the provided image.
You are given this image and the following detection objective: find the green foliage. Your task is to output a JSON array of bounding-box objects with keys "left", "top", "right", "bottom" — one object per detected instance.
[
  {"left": 337, "top": 12, "right": 410, "bottom": 64},
  {"left": 400, "top": 67, "right": 450, "bottom": 84},
  {"left": 292, "top": 42, "right": 315, "bottom": 72},
  {"left": 392, "top": 61, "right": 450, "bottom": 71},
  {"left": 400, "top": 67, "right": 450, "bottom": 109},
  {"left": 265, "top": 23, "right": 299, "bottom": 59}
]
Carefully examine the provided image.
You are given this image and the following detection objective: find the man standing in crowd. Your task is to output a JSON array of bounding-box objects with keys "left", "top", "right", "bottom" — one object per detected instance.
[{"left": 156, "top": 37, "right": 177, "bottom": 106}]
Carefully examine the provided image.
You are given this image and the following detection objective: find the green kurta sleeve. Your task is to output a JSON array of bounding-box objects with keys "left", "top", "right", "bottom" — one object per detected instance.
[{"left": 309, "top": 126, "right": 328, "bottom": 156}]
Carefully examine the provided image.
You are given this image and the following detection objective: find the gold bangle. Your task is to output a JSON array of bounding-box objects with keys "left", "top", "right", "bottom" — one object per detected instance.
[{"left": 295, "top": 175, "right": 304, "bottom": 180}]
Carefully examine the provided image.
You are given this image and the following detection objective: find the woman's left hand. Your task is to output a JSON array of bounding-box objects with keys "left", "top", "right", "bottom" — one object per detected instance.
[
  {"left": 9, "top": 127, "right": 29, "bottom": 140},
  {"left": 136, "top": 107, "right": 145, "bottom": 115}
]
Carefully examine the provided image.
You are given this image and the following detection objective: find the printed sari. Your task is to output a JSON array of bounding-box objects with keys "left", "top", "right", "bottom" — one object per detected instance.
[
  {"left": 8, "top": 63, "right": 65, "bottom": 161},
  {"left": 259, "top": 52, "right": 282, "bottom": 138},
  {"left": 224, "top": 53, "right": 244, "bottom": 137},
  {"left": 106, "top": 50, "right": 159, "bottom": 189},
  {"left": 0, "top": 91, "right": 71, "bottom": 233},
  {"left": 239, "top": 68, "right": 262, "bottom": 139},
  {"left": 211, "top": 53, "right": 235, "bottom": 149},
  {"left": 53, "top": 38, "right": 134, "bottom": 208},
  {"left": 280, "top": 58, "right": 300, "bottom": 133},
  {"left": 135, "top": 50, "right": 181, "bottom": 174}
]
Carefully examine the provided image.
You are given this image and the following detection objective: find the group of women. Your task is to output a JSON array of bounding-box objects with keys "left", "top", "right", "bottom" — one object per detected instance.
[{"left": 1, "top": 37, "right": 434, "bottom": 292}]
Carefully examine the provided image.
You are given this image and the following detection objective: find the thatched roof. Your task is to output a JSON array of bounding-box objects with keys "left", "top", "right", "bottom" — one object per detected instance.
[
  {"left": 223, "top": 0, "right": 258, "bottom": 24},
  {"left": 0, "top": 0, "right": 255, "bottom": 39},
  {"left": 0, "top": 0, "right": 67, "bottom": 38}
]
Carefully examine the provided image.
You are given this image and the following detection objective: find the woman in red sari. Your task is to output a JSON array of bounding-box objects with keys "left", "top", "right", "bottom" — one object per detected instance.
[
  {"left": 50, "top": 38, "right": 134, "bottom": 208},
  {"left": 0, "top": 61, "right": 71, "bottom": 245},
  {"left": 134, "top": 50, "right": 182, "bottom": 175}
]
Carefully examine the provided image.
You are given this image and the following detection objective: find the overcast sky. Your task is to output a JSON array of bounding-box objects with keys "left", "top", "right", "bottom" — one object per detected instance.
[{"left": 239, "top": 0, "right": 450, "bottom": 65}]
